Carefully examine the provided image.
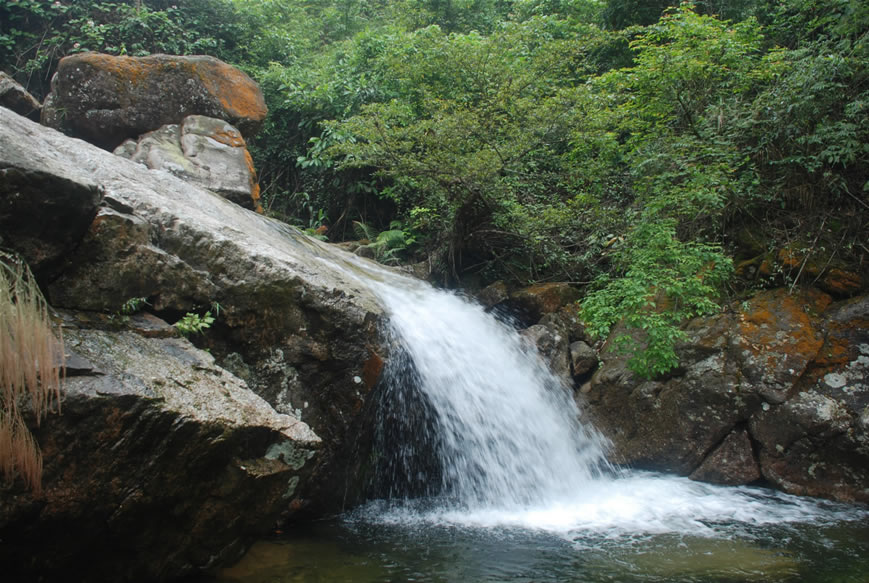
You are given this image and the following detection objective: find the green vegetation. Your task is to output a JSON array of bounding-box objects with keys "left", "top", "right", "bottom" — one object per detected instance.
[
  {"left": 174, "top": 302, "right": 221, "bottom": 336},
  {"left": 0, "top": 252, "right": 64, "bottom": 493},
  {"left": 2, "top": 0, "right": 865, "bottom": 375}
]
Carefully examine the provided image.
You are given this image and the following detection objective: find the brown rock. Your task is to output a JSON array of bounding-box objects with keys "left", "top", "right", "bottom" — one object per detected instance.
[
  {"left": 507, "top": 282, "right": 580, "bottom": 325},
  {"left": 43, "top": 52, "right": 267, "bottom": 149},
  {"left": 569, "top": 340, "right": 598, "bottom": 377},
  {"left": 477, "top": 280, "right": 509, "bottom": 308},
  {"left": 0, "top": 72, "right": 41, "bottom": 121},
  {"left": 690, "top": 429, "right": 761, "bottom": 485}
]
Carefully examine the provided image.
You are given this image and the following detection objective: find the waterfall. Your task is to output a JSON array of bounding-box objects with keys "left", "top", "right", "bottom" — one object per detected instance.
[
  {"left": 368, "top": 280, "right": 610, "bottom": 508},
  {"left": 313, "top": 251, "right": 863, "bottom": 537}
]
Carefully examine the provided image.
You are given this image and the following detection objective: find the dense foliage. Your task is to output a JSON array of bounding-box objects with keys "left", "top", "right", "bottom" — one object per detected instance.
[{"left": 1, "top": 0, "right": 865, "bottom": 375}]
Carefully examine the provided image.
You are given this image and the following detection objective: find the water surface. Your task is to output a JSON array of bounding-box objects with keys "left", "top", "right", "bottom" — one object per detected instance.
[{"left": 213, "top": 496, "right": 869, "bottom": 583}]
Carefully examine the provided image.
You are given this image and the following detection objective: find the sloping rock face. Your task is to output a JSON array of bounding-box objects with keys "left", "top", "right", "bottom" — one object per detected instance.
[
  {"left": 0, "top": 108, "right": 388, "bottom": 579},
  {"left": 583, "top": 288, "right": 869, "bottom": 502},
  {"left": 1, "top": 320, "right": 320, "bottom": 583},
  {"left": 42, "top": 52, "right": 267, "bottom": 150},
  {"left": 115, "top": 115, "right": 262, "bottom": 211},
  {"left": 0, "top": 106, "right": 103, "bottom": 280},
  {"left": 0, "top": 72, "right": 41, "bottom": 121}
]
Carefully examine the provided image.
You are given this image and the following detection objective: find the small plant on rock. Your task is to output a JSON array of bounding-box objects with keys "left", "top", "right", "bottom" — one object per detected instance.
[{"left": 174, "top": 302, "right": 221, "bottom": 336}]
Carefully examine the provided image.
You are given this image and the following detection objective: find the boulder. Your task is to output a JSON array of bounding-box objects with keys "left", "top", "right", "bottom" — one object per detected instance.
[
  {"left": 0, "top": 109, "right": 103, "bottom": 280},
  {"left": 42, "top": 52, "right": 267, "bottom": 150},
  {"left": 115, "top": 115, "right": 262, "bottom": 211},
  {"left": 1, "top": 319, "right": 320, "bottom": 583},
  {"left": 584, "top": 312, "right": 755, "bottom": 475},
  {"left": 569, "top": 340, "right": 598, "bottom": 377},
  {"left": 477, "top": 280, "right": 509, "bottom": 308},
  {"left": 0, "top": 73, "right": 41, "bottom": 121},
  {"left": 505, "top": 282, "right": 581, "bottom": 325},
  {"left": 0, "top": 107, "right": 389, "bottom": 578},
  {"left": 749, "top": 295, "right": 869, "bottom": 502},
  {"left": 583, "top": 287, "right": 869, "bottom": 502}
]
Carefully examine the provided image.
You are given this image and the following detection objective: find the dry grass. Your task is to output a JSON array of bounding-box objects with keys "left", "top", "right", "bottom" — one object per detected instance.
[{"left": 0, "top": 252, "right": 64, "bottom": 494}]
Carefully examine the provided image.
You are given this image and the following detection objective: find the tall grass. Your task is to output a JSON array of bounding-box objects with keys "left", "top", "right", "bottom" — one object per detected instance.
[{"left": 0, "top": 252, "right": 64, "bottom": 494}]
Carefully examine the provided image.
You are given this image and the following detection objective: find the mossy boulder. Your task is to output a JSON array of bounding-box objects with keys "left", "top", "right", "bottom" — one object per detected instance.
[
  {"left": 584, "top": 287, "right": 869, "bottom": 502},
  {"left": 42, "top": 52, "right": 267, "bottom": 150}
]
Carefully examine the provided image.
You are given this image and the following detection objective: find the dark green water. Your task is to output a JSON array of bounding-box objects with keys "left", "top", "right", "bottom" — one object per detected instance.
[{"left": 211, "top": 503, "right": 869, "bottom": 583}]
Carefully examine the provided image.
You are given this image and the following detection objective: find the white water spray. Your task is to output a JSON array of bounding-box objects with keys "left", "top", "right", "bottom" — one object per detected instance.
[{"left": 371, "top": 281, "right": 610, "bottom": 508}]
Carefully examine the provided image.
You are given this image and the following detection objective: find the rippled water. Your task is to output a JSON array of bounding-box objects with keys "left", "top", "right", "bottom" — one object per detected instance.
[{"left": 212, "top": 506, "right": 869, "bottom": 583}]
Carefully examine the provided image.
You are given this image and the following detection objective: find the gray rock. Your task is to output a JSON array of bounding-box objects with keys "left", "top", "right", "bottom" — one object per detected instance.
[
  {"left": 0, "top": 107, "right": 391, "bottom": 578},
  {"left": 569, "top": 341, "right": 598, "bottom": 377},
  {"left": 42, "top": 52, "right": 267, "bottom": 149},
  {"left": 114, "top": 115, "right": 262, "bottom": 210},
  {"left": 0, "top": 321, "right": 319, "bottom": 583},
  {"left": 749, "top": 295, "right": 869, "bottom": 502},
  {"left": 585, "top": 288, "right": 869, "bottom": 502},
  {"left": 0, "top": 73, "right": 41, "bottom": 121},
  {"left": 0, "top": 111, "right": 103, "bottom": 280},
  {"left": 521, "top": 323, "right": 571, "bottom": 383}
]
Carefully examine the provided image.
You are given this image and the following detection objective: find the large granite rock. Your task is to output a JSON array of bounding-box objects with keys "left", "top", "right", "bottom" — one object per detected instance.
[
  {"left": 115, "top": 115, "right": 262, "bottom": 211},
  {"left": 42, "top": 52, "right": 267, "bottom": 150},
  {"left": 0, "top": 107, "right": 389, "bottom": 579},
  {"left": 1, "top": 319, "right": 319, "bottom": 583},
  {"left": 749, "top": 295, "right": 869, "bottom": 501},
  {"left": 583, "top": 288, "right": 869, "bottom": 502}
]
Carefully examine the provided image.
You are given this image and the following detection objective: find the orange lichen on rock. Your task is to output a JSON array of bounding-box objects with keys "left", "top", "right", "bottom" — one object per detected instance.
[
  {"left": 197, "top": 59, "right": 268, "bottom": 123},
  {"left": 511, "top": 282, "right": 581, "bottom": 317},
  {"left": 819, "top": 268, "right": 863, "bottom": 296},
  {"left": 212, "top": 128, "right": 247, "bottom": 148},
  {"left": 738, "top": 288, "right": 827, "bottom": 366},
  {"left": 242, "top": 148, "right": 264, "bottom": 212},
  {"left": 46, "top": 53, "right": 268, "bottom": 149},
  {"left": 362, "top": 351, "right": 385, "bottom": 390}
]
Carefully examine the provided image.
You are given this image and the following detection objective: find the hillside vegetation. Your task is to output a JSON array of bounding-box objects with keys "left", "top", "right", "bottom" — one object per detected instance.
[{"left": 2, "top": 0, "right": 866, "bottom": 375}]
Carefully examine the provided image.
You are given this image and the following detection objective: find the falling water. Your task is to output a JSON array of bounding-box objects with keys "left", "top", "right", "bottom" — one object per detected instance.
[{"left": 367, "top": 279, "right": 610, "bottom": 508}]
